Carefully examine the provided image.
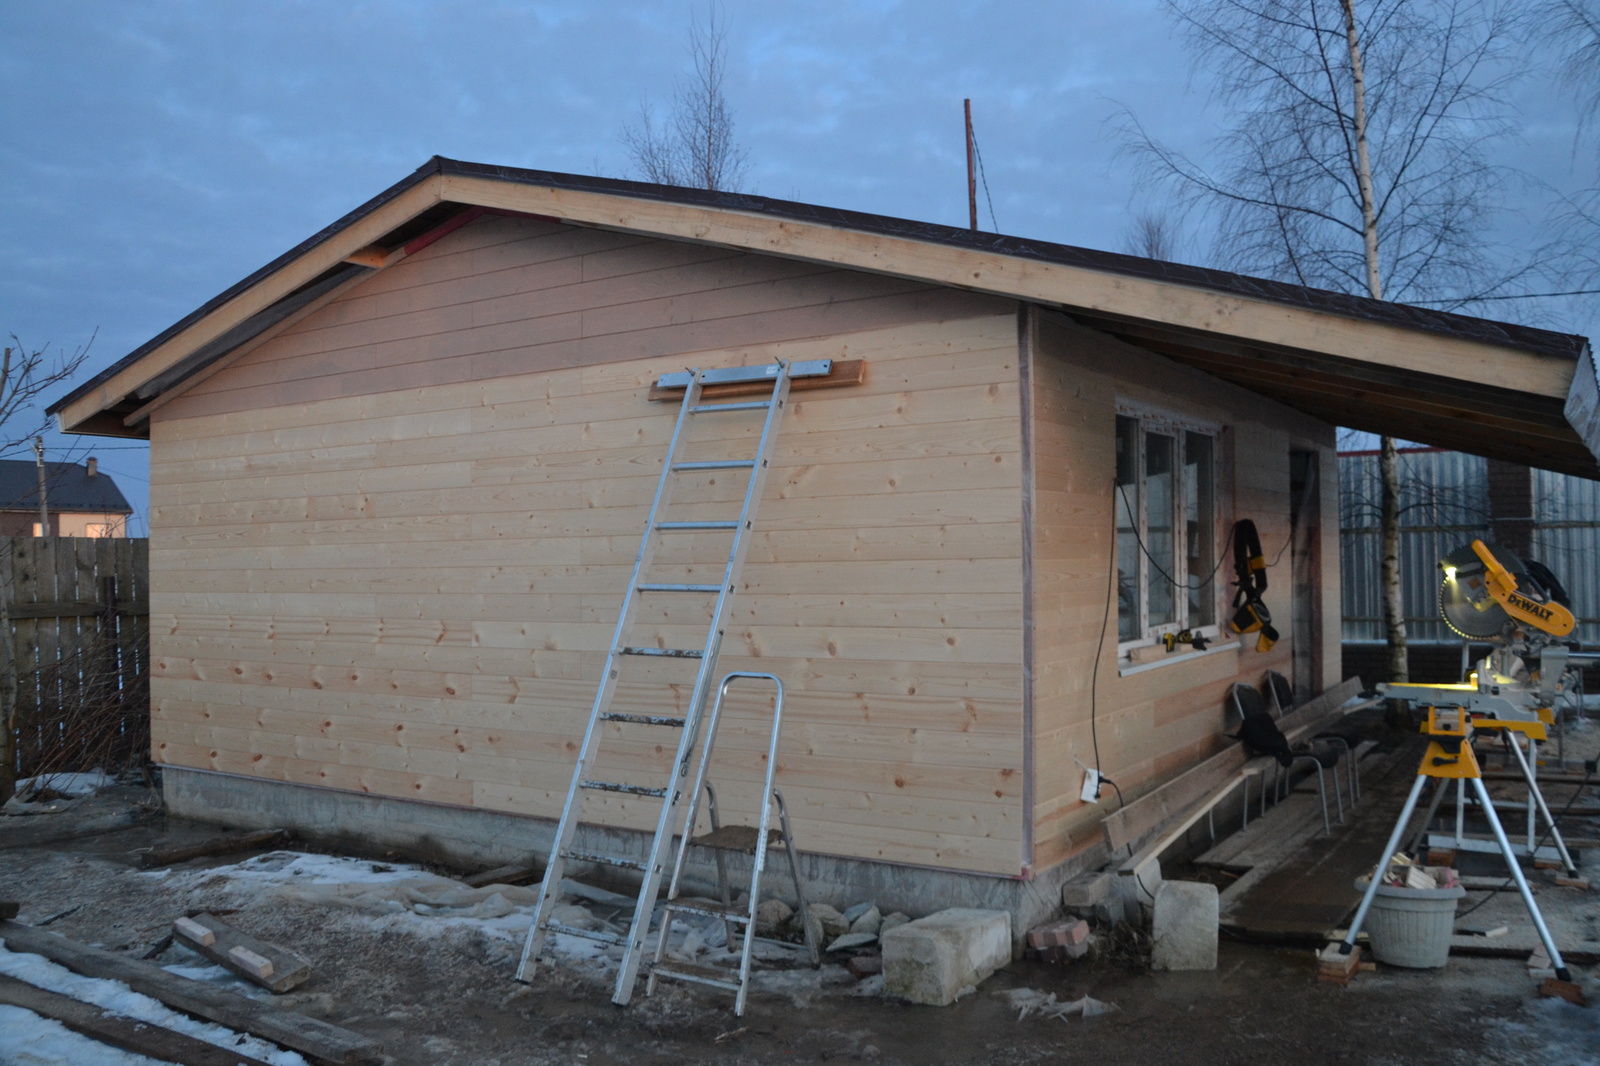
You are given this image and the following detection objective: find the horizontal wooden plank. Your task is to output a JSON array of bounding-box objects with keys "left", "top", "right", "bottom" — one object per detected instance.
[
  {"left": 0, "top": 920, "right": 382, "bottom": 1064},
  {"left": 645, "top": 359, "right": 866, "bottom": 401}
]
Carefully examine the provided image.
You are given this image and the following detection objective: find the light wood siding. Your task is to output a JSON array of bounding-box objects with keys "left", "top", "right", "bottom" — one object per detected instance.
[
  {"left": 1026, "top": 312, "right": 1337, "bottom": 870},
  {"left": 147, "top": 215, "right": 1027, "bottom": 876}
]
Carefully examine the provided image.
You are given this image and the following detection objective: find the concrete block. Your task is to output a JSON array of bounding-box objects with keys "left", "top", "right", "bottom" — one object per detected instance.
[
  {"left": 1149, "top": 881, "right": 1218, "bottom": 972},
  {"left": 882, "top": 908, "right": 1011, "bottom": 1006},
  {"left": 1060, "top": 871, "right": 1114, "bottom": 909}
]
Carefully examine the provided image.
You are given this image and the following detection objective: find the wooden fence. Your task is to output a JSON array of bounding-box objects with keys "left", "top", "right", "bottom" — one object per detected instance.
[{"left": 0, "top": 537, "right": 149, "bottom": 801}]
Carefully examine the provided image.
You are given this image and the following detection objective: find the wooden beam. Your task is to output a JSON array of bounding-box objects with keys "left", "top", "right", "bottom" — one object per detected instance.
[
  {"left": 138, "top": 828, "right": 287, "bottom": 869},
  {"left": 0, "top": 920, "right": 382, "bottom": 1064},
  {"left": 646, "top": 359, "right": 866, "bottom": 401},
  {"left": 0, "top": 973, "right": 276, "bottom": 1066}
]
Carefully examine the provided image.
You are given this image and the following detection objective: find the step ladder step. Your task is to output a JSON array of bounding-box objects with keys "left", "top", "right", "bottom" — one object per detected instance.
[
  {"left": 664, "top": 898, "right": 753, "bottom": 922},
  {"left": 636, "top": 583, "right": 723, "bottom": 593},
  {"left": 619, "top": 646, "right": 704, "bottom": 659},
  {"left": 672, "top": 460, "right": 756, "bottom": 471},
  {"left": 582, "top": 780, "right": 669, "bottom": 798},
  {"left": 690, "top": 825, "right": 784, "bottom": 854},
  {"left": 599, "top": 712, "right": 687, "bottom": 727},
  {"left": 564, "top": 849, "right": 649, "bottom": 872},
  {"left": 656, "top": 521, "right": 739, "bottom": 531},
  {"left": 649, "top": 960, "right": 743, "bottom": 992},
  {"left": 543, "top": 921, "right": 622, "bottom": 946},
  {"left": 692, "top": 400, "right": 772, "bottom": 413}
]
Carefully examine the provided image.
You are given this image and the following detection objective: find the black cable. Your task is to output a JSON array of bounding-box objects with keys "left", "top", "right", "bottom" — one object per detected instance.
[
  {"left": 1451, "top": 766, "right": 1594, "bottom": 920},
  {"left": 1114, "top": 483, "right": 1236, "bottom": 593},
  {"left": 1090, "top": 501, "right": 1117, "bottom": 774}
]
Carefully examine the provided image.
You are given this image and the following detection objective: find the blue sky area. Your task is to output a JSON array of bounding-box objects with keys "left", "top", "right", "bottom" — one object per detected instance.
[{"left": 4, "top": 2, "right": 1596, "bottom": 530}]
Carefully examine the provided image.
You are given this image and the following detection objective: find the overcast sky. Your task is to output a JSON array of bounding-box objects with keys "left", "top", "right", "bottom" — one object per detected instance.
[{"left": 3, "top": 1, "right": 1596, "bottom": 529}]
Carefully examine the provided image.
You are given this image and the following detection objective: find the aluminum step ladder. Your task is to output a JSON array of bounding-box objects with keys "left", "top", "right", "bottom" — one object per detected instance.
[
  {"left": 515, "top": 359, "right": 827, "bottom": 1005},
  {"left": 647, "top": 672, "right": 821, "bottom": 1016}
]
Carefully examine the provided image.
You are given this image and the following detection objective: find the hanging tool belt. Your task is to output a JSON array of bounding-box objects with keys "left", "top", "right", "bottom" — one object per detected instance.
[{"left": 1228, "top": 519, "right": 1278, "bottom": 652}]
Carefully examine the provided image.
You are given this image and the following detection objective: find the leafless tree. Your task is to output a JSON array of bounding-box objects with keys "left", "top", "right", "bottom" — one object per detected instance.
[
  {"left": 1122, "top": 211, "right": 1185, "bottom": 260},
  {"left": 1533, "top": 3, "right": 1600, "bottom": 294},
  {"left": 1119, "top": 0, "right": 1526, "bottom": 684},
  {"left": 621, "top": 7, "right": 749, "bottom": 192},
  {"left": 0, "top": 336, "right": 90, "bottom": 459}
]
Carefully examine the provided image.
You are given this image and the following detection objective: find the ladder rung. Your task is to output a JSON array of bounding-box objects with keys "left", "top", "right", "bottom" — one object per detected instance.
[
  {"left": 581, "top": 780, "right": 669, "bottom": 798},
  {"left": 664, "top": 898, "right": 752, "bottom": 922},
  {"left": 564, "top": 849, "right": 649, "bottom": 871},
  {"left": 692, "top": 401, "right": 771, "bottom": 413},
  {"left": 636, "top": 583, "right": 722, "bottom": 593},
  {"left": 672, "top": 460, "right": 756, "bottom": 471},
  {"left": 600, "top": 712, "right": 687, "bottom": 727},
  {"left": 649, "top": 960, "right": 743, "bottom": 992},
  {"left": 655, "top": 521, "right": 739, "bottom": 531},
  {"left": 619, "top": 646, "right": 704, "bottom": 658},
  {"left": 543, "top": 921, "right": 621, "bottom": 945}
]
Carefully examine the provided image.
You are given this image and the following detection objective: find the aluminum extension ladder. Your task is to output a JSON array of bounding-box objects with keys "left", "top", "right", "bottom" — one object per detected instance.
[
  {"left": 515, "top": 359, "right": 827, "bottom": 1005},
  {"left": 647, "top": 672, "right": 822, "bottom": 1015}
]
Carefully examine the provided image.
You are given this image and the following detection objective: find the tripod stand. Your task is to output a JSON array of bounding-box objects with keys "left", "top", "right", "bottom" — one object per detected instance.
[{"left": 1336, "top": 706, "right": 1573, "bottom": 985}]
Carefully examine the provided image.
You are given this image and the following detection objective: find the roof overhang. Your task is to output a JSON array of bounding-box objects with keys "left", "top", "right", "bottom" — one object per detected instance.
[{"left": 52, "top": 157, "right": 1600, "bottom": 479}]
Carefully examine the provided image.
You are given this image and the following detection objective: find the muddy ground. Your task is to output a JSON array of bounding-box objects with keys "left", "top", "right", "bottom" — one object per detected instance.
[{"left": 2, "top": 787, "right": 1596, "bottom": 1066}]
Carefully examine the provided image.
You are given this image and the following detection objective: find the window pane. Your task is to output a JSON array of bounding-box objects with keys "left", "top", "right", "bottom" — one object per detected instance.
[
  {"left": 1146, "top": 432, "right": 1176, "bottom": 627},
  {"left": 1185, "top": 432, "right": 1216, "bottom": 627},
  {"left": 1115, "top": 416, "right": 1141, "bottom": 640}
]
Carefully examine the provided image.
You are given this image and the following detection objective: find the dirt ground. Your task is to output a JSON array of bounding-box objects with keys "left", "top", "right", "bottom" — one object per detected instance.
[{"left": 2, "top": 786, "right": 1597, "bottom": 1066}]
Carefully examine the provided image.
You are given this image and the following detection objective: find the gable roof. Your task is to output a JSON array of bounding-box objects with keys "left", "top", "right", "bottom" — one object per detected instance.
[
  {"left": 0, "top": 460, "right": 132, "bottom": 514},
  {"left": 50, "top": 156, "right": 1600, "bottom": 478}
]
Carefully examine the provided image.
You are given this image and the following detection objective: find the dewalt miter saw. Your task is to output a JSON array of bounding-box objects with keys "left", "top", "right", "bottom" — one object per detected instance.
[{"left": 1335, "top": 540, "right": 1585, "bottom": 996}]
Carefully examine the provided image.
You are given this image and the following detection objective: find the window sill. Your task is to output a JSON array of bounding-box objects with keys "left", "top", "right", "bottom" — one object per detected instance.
[{"left": 1117, "top": 638, "right": 1241, "bottom": 677}]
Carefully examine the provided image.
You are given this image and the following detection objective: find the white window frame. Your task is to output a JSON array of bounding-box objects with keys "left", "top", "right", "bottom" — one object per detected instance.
[{"left": 1115, "top": 401, "right": 1225, "bottom": 653}]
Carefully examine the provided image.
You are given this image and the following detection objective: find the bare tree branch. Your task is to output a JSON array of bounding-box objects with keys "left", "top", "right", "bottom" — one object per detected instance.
[
  {"left": 0, "top": 334, "right": 92, "bottom": 460},
  {"left": 620, "top": 6, "right": 749, "bottom": 192}
]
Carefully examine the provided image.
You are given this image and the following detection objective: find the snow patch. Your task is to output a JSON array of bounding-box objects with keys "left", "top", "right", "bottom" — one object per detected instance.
[{"left": 0, "top": 1004, "right": 169, "bottom": 1066}]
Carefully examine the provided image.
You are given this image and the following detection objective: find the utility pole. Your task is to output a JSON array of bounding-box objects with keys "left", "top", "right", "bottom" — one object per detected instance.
[
  {"left": 964, "top": 99, "right": 978, "bottom": 231},
  {"left": 32, "top": 437, "right": 47, "bottom": 538}
]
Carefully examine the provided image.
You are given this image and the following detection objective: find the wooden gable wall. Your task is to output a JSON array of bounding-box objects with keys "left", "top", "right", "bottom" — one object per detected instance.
[{"left": 145, "top": 214, "right": 1031, "bottom": 876}]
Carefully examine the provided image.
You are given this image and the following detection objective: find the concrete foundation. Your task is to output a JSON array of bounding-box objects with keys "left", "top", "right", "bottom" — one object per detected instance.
[
  {"left": 881, "top": 908, "right": 1011, "bottom": 1006},
  {"left": 161, "top": 767, "right": 1096, "bottom": 944}
]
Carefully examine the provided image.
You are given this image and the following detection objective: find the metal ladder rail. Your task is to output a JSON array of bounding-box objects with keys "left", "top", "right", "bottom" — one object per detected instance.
[
  {"left": 648, "top": 672, "right": 795, "bottom": 1015},
  {"left": 607, "top": 369, "right": 795, "bottom": 1005},
  {"left": 515, "top": 367, "right": 714, "bottom": 983}
]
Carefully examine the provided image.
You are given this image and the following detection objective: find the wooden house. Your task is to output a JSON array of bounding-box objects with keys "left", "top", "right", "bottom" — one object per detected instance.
[{"left": 51, "top": 158, "right": 1599, "bottom": 920}]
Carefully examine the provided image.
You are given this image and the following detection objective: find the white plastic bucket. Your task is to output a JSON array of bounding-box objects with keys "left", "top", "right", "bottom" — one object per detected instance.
[{"left": 1353, "top": 877, "right": 1466, "bottom": 968}]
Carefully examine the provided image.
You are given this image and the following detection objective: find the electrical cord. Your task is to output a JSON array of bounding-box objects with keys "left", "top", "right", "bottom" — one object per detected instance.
[
  {"left": 1114, "top": 482, "right": 1235, "bottom": 593},
  {"left": 1450, "top": 764, "right": 1594, "bottom": 920}
]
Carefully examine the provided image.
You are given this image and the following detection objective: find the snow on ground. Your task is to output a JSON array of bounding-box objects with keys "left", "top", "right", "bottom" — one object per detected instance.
[
  {"left": 0, "top": 943, "right": 309, "bottom": 1066},
  {"left": 0, "top": 1004, "right": 170, "bottom": 1066},
  {"left": 148, "top": 851, "right": 624, "bottom": 959},
  {"left": 13, "top": 772, "right": 112, "bottom": 798}
]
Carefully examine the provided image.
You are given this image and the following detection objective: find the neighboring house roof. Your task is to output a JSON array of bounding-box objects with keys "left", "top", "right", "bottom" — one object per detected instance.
[
  {"left": 49, "top": 156, "right": 1600, "bottom": 478},
  {"left": 0, "top": 460, "right": 132, "bottom": 514}
]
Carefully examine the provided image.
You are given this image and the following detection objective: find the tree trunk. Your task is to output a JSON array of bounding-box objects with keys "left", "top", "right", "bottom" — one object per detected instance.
[
  {"left": 1380, "top": 435, "right": 1408, "bottom": 683},
  {"left": 1343, "top": 0, "right": 1408, "bottom": 682}
]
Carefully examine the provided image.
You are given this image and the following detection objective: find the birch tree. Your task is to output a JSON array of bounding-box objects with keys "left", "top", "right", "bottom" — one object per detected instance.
[
  {"left": 1121, "top": 0, "right": 1524, "bottom": 683},
  {"left": 621, "top": 7, "right": 750, "bottom": 192}
]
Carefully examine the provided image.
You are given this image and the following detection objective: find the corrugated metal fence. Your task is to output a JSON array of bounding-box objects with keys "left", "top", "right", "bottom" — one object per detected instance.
[{"left": 1340, "top": 450, "right": 1600, "bottom": 645}]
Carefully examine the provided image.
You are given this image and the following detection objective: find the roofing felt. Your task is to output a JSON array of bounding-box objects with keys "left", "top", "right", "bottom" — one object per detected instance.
[
  {"left": 49, "top": 155, "right": 1592, "bottom": 418},
  {"left": 0, "top": 460, "right": 132, "bottom": 514}
]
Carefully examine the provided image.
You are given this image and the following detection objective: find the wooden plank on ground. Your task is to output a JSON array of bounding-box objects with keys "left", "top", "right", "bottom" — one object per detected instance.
[
  {"left": 0, "top": 920, "right": 381, "bottom": 1063},
  {"left": 0, "top": 972, "right": 274, "bottom": 1066},
  {"left": 462, "top": 863, "right": 537, "bottom": 888},
  {"left": 139, "top": 828, "right": 288, "bottom": 869},
  {"left": 172, "top": 912, "right": 311, "bottom": 994}
]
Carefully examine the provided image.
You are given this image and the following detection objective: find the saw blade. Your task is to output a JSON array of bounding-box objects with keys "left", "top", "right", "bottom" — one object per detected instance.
[{"left": 1440, "top": 571, "right": 1509, "bottom": 638}]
